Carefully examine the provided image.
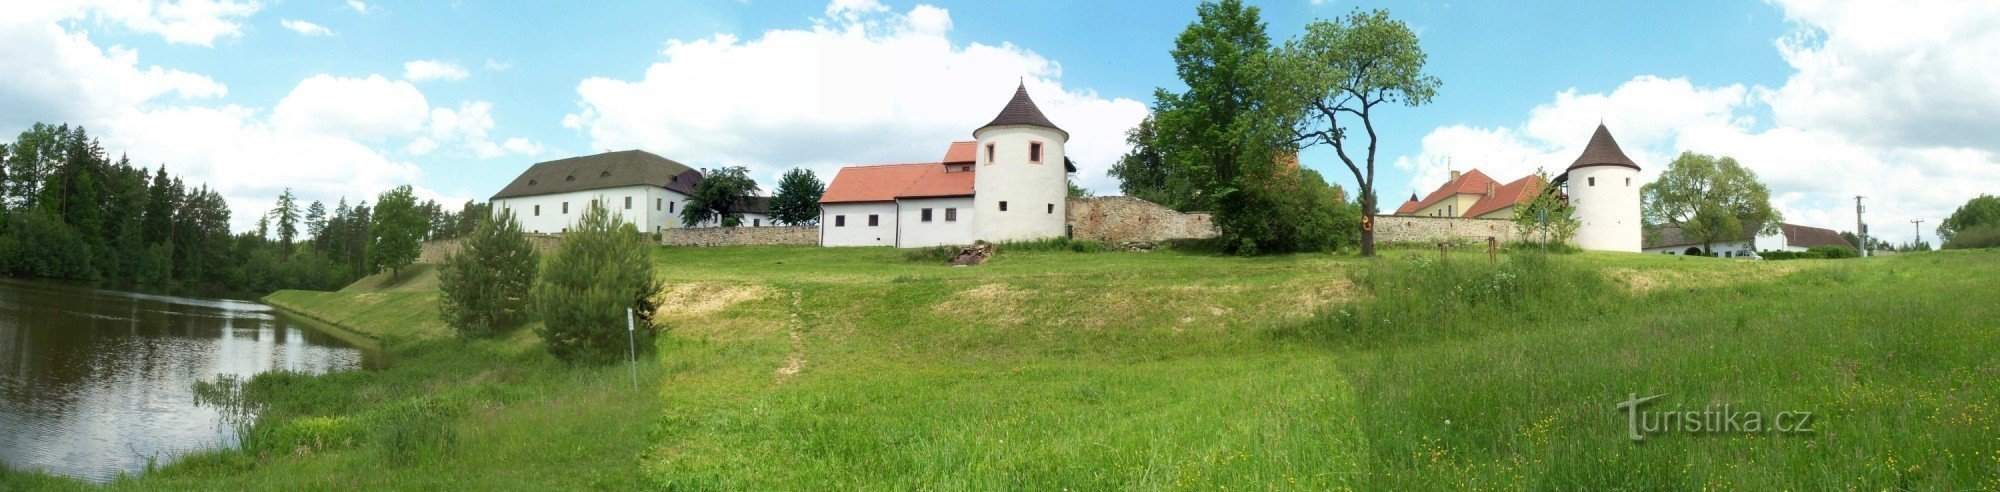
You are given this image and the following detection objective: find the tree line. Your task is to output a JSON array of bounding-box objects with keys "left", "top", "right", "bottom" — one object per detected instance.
[{"left": 0, "top": 122, "right": 488, "bottom": 294}]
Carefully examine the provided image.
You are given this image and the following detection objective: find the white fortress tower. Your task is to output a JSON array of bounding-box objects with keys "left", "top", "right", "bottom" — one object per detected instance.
[
  {"left": 971, "top": 83, "right": 1071, "bottom": 242},
  {"left": 1563, "top": 124, "right": 1643, "bottom": 252}
]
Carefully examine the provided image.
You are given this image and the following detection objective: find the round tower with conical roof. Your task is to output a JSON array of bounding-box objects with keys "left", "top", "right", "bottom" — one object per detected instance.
[
  {"left": 972, "top": 83, "right": 1070, "bottom": 242},
  {"left": 1564, "top": 124, "right": 1642, "bottom": 252}
]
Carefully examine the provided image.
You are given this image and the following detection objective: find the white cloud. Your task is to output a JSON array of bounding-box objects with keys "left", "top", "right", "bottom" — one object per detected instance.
[
  {"left": 425, "top": 101, "right": 544, "bottom": 159},
  {"left": 1394, "top": 0, "right": 2000, "bottom": 247},
  {"left": 403, "top": 59, "right": 469, "bottom": 82},
  {"left": 564, "top": 1, "right": 1147, "bottom": 191},
  {"left": 484, "top": 58, "right": 514, "bottom": 71},
  {"left": 52, "top": 0, "right": 264, "bottom": 46},
  {"left": 279, "top": 19, "right": 332, "bottom": 36},
  {"left": 345, "top": 0, "right": 370, "bottom": 15},
  {"left": 0, "top": 12, "right": 228, "bottom": 131},
  {"left": 270, "top": 74, "right": 429, "bottom": 141}
]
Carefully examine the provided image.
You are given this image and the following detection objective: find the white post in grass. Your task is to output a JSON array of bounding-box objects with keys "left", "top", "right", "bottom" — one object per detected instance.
[{"left": 626, "top": 307, "right": 638, "bottom": 392}]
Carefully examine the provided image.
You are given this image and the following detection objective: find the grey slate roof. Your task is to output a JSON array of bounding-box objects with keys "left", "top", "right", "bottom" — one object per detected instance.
[
  {"left": 975, "top": 83, "right": 1065, "bottom": 137},
  {"left": 491, "top": 150, "right": 702, "bottom": 200},
  {"left": 1566, "top": 124, "right": 1641, "bottom": 172}
]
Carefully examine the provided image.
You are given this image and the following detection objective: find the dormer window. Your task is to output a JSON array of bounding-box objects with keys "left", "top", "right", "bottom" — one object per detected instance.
[
  {"left": 1029, "top": 142, "right": 1043, "bottom": 163},
  {"left": 565, "top": 175, "right": 576, "bottom": 181},
  {"left": 600, "top": 170, "right": 611, "bottom": 177},
  {"left": 985, "top": 143, "right": 996, "bottom": 164},
  {"left": 528, "top": 179, "right": 538, "bottom": 186}
]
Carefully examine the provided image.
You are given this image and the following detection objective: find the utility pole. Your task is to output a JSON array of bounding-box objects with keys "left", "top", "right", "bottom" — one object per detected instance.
[
  {"left": 1912, "top": 219, "right": 1924, "bottom": 251},
  {"left": 1855, "top": 196, "right": 1867, "bottom": 257}
]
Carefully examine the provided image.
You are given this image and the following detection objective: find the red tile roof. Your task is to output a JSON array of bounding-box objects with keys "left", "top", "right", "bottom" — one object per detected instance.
[
  {"left": 1464, "top": 175, "right": 1547, "bottom": 218},
  {"left": 819, "top": 162, "right": 975, "bottom": 204},
  {"left": 943, "top": 141, "right": 977, "bottom": 164},
  {"left": 1394, "top": 169, "right": 1496, "bottom": 214},
  {"left": 1780, "top": 223, "right": 1855, "bottom": 249}
]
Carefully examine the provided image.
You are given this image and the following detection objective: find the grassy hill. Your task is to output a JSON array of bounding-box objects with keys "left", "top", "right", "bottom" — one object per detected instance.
[{"left": 16, "top": 245, "right": 1998, "bottom": 489}]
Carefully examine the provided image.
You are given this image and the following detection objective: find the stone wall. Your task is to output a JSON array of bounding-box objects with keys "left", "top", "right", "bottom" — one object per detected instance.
[
  {"left": 1066, "top": 196, "right": 1218, "bottom": 242},
  {"left": 1373, "top": 215, "right": 1524, "bottom": 244},
  {"left": 659, "top": 226, "right": 819, "bottom": 247},
  {"left": 417, "top": 233, "right": 564, "bottom": 264}
]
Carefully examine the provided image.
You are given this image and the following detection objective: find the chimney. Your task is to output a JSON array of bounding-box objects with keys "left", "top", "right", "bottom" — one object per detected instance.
[
  {"left": 1486, "top": 181, "right": 1496, "bottom": 196},
  {"left": 1449, "top": 170, "right": 1462, "bottom": 183}
]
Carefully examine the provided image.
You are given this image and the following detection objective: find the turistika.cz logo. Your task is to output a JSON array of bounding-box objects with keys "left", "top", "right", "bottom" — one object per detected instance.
[{"left": 1615, "top": 393, "right": 1816, "bottom": 442}]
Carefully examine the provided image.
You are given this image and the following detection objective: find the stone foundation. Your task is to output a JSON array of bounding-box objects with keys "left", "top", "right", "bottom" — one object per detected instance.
[
  {"left": 660, "top": 226, "right": 818, "bottom": 247},
  {"left": 1373, "top": 215, "right": 1524, "bottom": 244}
]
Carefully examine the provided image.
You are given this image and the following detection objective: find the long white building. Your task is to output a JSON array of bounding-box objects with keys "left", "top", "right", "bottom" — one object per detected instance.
[
  {"left": 818, "top": 83, "right": 1075, "bottom": 248},
  {"left": 490, "top": 150, "right": 771, "bottom": 234}
]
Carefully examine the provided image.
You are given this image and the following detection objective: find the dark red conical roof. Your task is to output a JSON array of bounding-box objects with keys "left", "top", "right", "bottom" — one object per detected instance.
[
  {"left": 1566, "top": 124, "right": 1640, "bottom": 172},
  {"left": 975, "top": 82, "right": 1065, "bottom": 137}
]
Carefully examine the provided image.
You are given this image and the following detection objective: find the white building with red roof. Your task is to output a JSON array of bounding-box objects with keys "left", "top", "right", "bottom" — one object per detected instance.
[
  {"left": 1391, "top": 124, "right": 1644, "bottom": 252},
  {"left": 819, "top": 84, "right": 1076, "bottom": 247}
]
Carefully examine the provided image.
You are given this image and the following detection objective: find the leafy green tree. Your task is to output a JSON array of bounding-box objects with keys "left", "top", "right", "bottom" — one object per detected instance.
[
  {"left": 273, "top": 188, "right": 300, "bottom": 250},
  {"left": 1512, "top": 170, "right": 1579, "bottom": 245},
  {"left": 1938, "top": 194, "right": 2000, "bottom": 246},
  {"left": 681, "top": 166, "right": 757, "bottom": 227},
  {"left": 768, "top": 168, "right": 824, "bottom": 225},
  {"left": 1107, "top": 117, "right": 1178, "bottom": 207},
  {"left": 532, "top": 202, "right": 662, "bottom": 363},
  {"left": 368, "top": 185, "right": 425, "bottom": 281},
  {"left": 1641, "top": 151, "right": 1781, "bottom": 255},
  {"left": 1067, "top": 177, "right": 1094, "bottom": 199},
  {"left": 1264, "top": 8, "right": 1442, "bottom": 257},
  {"left": 1144, "top": 0, "right": 1272, "bottom": 214},
  {"left": 439, "top": 210, "right": 539, "bottom": 338},
  {"left": 6, "top": 123, "right": 62, "bottom": 212}
]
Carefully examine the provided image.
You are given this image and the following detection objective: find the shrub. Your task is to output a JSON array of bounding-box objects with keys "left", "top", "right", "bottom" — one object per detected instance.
[
  {"left": 438, "top": 211, "right": 539, "bottom": 338},
  {"left": 533, "top": 203, "right": 662, "bottom": 363},
  {"left": 1943, "top": 224, "right": 2000, "bottom": 250},
  {"left": 1808, "top": 245, "right": 1857, "bottom": 259}
]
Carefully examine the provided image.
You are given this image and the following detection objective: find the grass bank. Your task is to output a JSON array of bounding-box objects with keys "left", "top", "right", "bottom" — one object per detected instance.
[{"left": 8, "top": 244, "right": 1996, "bottom": 489}]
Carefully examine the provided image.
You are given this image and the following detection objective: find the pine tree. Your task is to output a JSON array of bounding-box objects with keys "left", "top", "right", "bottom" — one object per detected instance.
[
  {"left": 274, "top": 188, "right": 300, "bottom": 250},
  {"left": 532, "top": 202, "right": 661, "bottom": 363},
  {"left": 305, "top": 200, "right": 327, "bottom": 242},
  {"left": 438, "top": 210, "right": 538, "bottom": 338}
]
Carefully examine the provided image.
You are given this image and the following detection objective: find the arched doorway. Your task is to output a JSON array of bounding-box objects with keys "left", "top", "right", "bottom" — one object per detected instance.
[{"left": 1683, "top": 247, "right": 1702, "bottom": 256}]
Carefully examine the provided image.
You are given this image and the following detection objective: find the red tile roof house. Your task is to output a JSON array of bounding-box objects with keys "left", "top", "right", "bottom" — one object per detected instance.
[
  {"left": 1642, "top": 222, "right": 1855, "bottom": 258},
  {"left": 819, "top": 83, "right": 1078, "bottom": 248},
  {"left": 1392, "top": 169, "right": 1548, "bottom": 220}
]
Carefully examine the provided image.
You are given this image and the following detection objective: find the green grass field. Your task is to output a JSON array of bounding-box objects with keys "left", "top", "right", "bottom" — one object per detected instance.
[{"left": 8, "top": 244, "right": 1997, "bottom": 489}]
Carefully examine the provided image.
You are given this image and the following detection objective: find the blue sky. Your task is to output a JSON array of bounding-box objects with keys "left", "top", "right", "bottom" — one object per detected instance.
[{"left": 4, "top": 0, "right": 1995, "bottom": 246}]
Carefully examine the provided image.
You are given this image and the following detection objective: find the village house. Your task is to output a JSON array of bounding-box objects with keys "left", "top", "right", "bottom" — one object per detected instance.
[
  {"left": 818, "top": 83, "right": 1076, "bottom": 248},
  {"left": 490, "top": 150, "right": 772, "bottom": 234},
  {"left": 1393, "top": 169, "right": 1548, "bottom": 220},
  {"left": 1643, "top": 222, "right": 1854, "bottom": 257}
]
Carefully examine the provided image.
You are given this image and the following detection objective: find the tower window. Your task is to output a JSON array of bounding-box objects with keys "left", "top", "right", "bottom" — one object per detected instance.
[
  {"left": 656, "top": 198, "right": 662, "bottom": 211},
  {"left": 1047, "top": 203, "right": 1054, "bottom": 214},
  {"left": 985, "top": 143, "right": 996, "bottom": 164},
  {"left": 999, "top": 201, "right": 1008, "bottom": 212},
  {"left": 835, "top": 215, "right": 846, "bottom": 227},
  {"left": 1588, "top": 177, "right": 1596, "bottom": 186},
  {"left": 670, "top": 201, "right": 676, "bottom": 213},
  {"left": 1625, "top": 177, "right": 1631, "bottom": 186},
  {"left": 868, "top": 214, "right": 880, "bottom": 226},
  {"left": 1029, "top": 142, "right": 1043, "bottom": 163},
  {"left": 624, "top": 196, "right": 633, "bottom": 209},
  {"left": 562, "top": 202, "right": 569, "bottom": 214},
  {"left": 921, "top": 208, "right": 934, "bottom": 222},
  {"left": 534, "top": 205, "right": 540, "bottom": 216},
  {"left": 945, "top": 208, "right": 957, "bottom": 221}
]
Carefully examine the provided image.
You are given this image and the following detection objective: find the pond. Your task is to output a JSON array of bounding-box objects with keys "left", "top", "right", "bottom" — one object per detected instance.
[{"left": 0, "top": 278, "right": 376, "bottom": 482}]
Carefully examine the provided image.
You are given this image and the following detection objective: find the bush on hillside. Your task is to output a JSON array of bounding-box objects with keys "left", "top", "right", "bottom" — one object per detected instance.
[
  {"left": 1808, "top": 245, "right": 1857, "bottom": 259},
  {"left": 1943, "top": 224, "right": 2000, "bottom": 250},
  {"left": 439, "top": 211, "right": 539, "bottom": 338},
  {"left": 1758, "top": 250, "right": 1824, "bottom": 261},
  {"left": 532, "top": 203, "right": 662, "bottom": 363}
]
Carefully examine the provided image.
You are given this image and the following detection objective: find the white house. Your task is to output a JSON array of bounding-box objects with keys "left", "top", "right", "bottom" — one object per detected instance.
[
  {"left": 1643, "top": 222, "right": 1855, "bottom": 257},
  {"left": 1559, "top": 124, "right": 1644, "bottom": 252},
  {"left": 819, "top": 83, "right": 1075, "bottom": 248},
  {"left": 490, "top": 150, "right": 771, "bottom": 234}
]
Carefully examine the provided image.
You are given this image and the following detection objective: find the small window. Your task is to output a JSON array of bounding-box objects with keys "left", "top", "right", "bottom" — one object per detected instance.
[
  {"left": 1029, "top": 142, "right": 1043, "bottom": 163},
  {"left": 1588, "top": 177, "right": 1596, "bottom": 186},
  {"left": 1626, "top": 177, "right": 1632, "bottom": 186},
  {"left": 999, "top": 201, "right": 1008, "bottom": 212},
  {"left": 960, "top": 165, "right": 971, "bottom": 172},
  {"left": 985, "top": 143, "right": 996, "bottom": 164},
  {"left": 562, "top": 202, "right": 569, "bottom": 214},
  {"left": 533, "top": 205, "right": 540, "bottom": 216},
  {"left": 753, "top": 219, "right": 761, "bottom": 227},
  {"left": 624, "top": 196, "right": 633, "bottom": 209},
  {"left": 1046, "top": 203, "right": 1054, "bottom": 214},
  {"left": 921, "top": 208, "right": 934, "bottom": 222},
  {"left": 656, "top": 198, "right": 662, "bottom": 211},
  {"left": 670, "top": 201, "right": 676, "bottom": 213},
  {"left": 836, "top": 215, "right": 846, "bottom": 227},
  {"left": 945, "top": 208, "right": 957, "bottom": 222},
  {"left": 868, "top": 214, "right": 880, "bottom": 227}
]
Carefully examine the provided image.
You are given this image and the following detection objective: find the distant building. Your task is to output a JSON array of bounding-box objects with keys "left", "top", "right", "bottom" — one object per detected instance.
[
  {"left": 489, "top": 150, "right": 771, "bottom": 234},
  {"left": 818, "top": 83, "right": 1076, "bottom": 248},
  {"left": 1393, "top": 169, "right": 1547, "bottom": 219},
  {"left": 1558, "top": 124, "right": 1644, "bottom": 252},
  {"left": 1643, "top": 222, "right": 1854, "bottom": 257}
]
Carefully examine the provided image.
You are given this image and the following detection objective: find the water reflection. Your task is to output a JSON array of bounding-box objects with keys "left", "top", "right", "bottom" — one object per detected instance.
[{"left": 0, "top": 278, "right": 374, "bottom": 482}]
